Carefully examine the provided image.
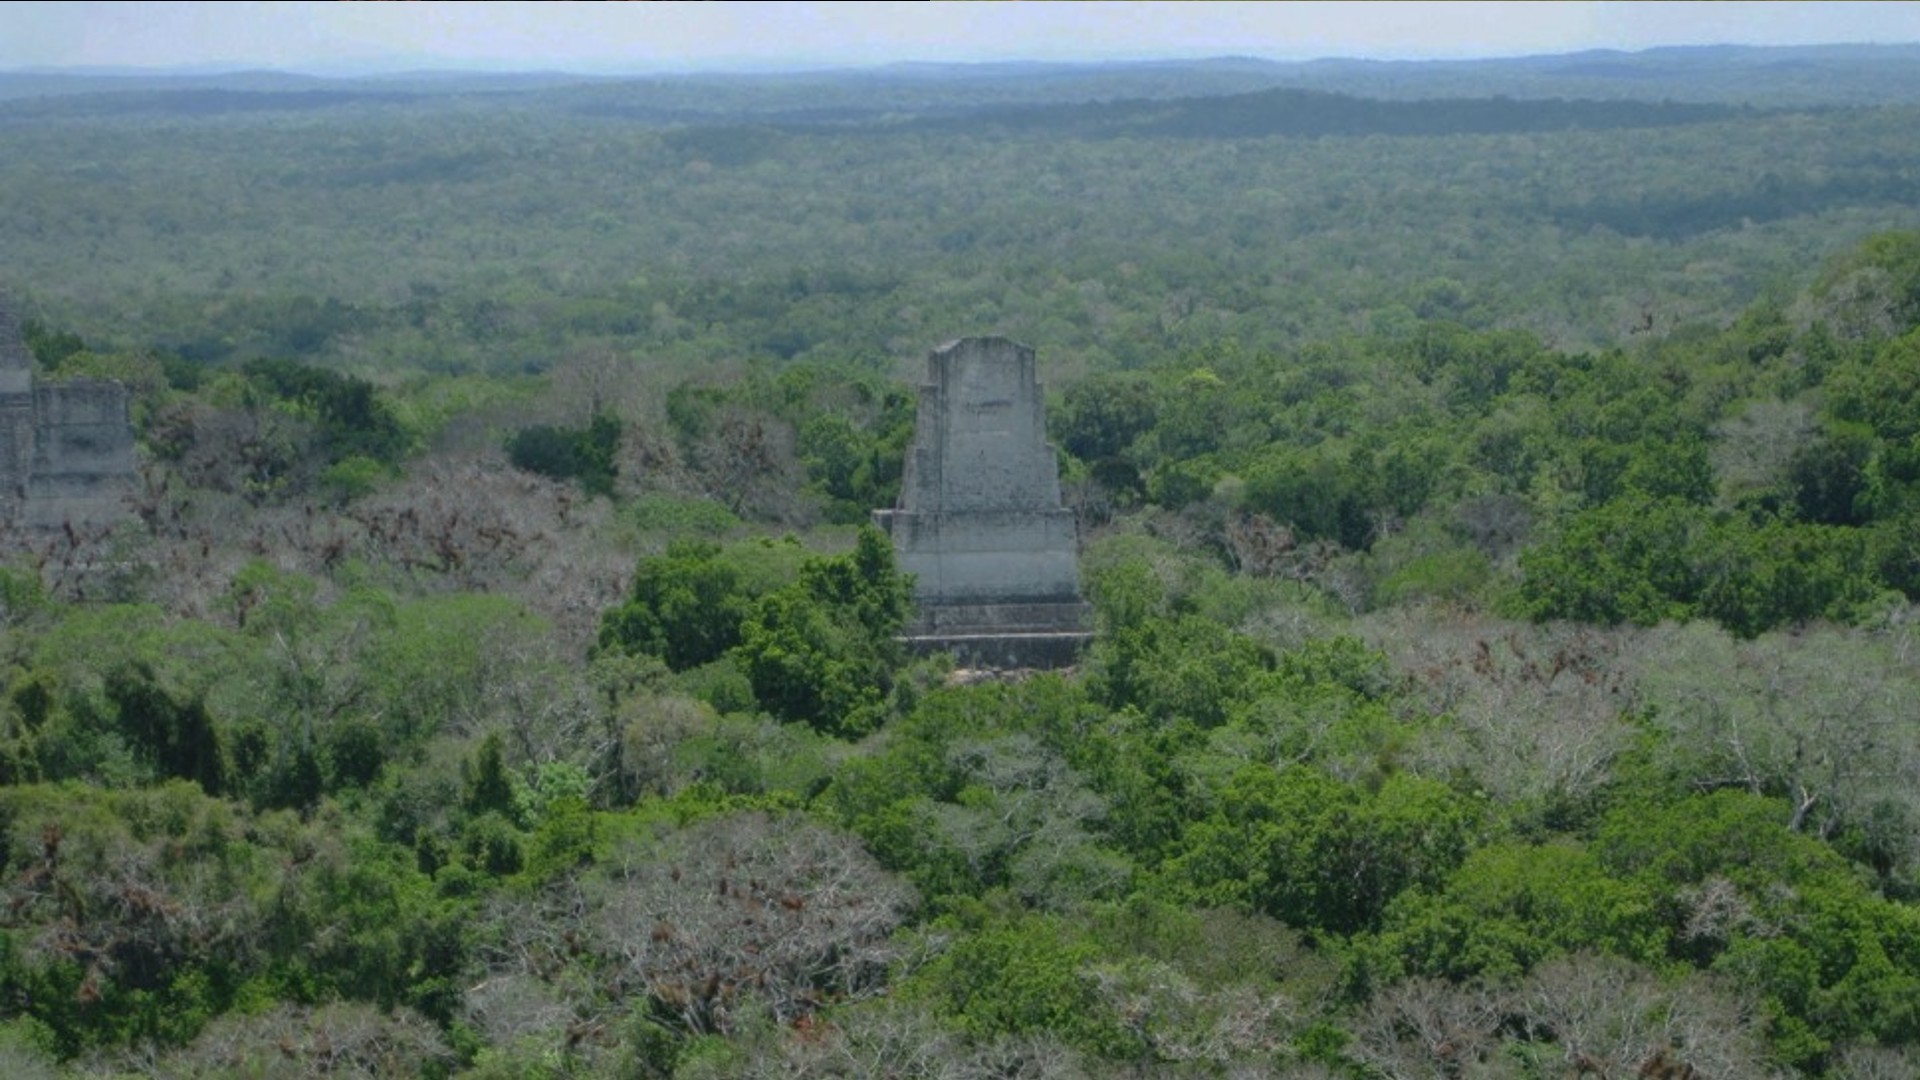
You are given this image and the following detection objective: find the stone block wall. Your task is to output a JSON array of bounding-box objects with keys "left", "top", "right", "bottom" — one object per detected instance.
[
  {"left": 0, "top": 299, "right": 136, "bottom": 527},
  {"left": 22, "top": 380, "right": 137, "bottom": 525},
  {"left": 875, "top": 337, "right": 1091, "bottom": 668}
]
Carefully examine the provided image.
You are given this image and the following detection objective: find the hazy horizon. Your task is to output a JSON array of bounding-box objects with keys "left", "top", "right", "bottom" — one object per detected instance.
[{"left": 5, "top": 2, "right": 1920, "bottom": 78}]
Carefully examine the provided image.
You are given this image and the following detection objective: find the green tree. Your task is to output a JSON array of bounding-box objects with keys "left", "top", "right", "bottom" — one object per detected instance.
[
  {"left": 911, "top": 915, "right": 1136, "bottom": 1058},
  {"left": 241, "top": 357, "right": 412, "bottom": 465},
  {"left": 1088, "top": 612, "right": 1272, "bottom": 729},
  {"left": 798, "top": 410, "right": 911, "bottom": 523},
  {"left": 1054, "top": 372, "right": 1158, "bottom": 462},
  {"left": 19, "top": 320, "right": 86, "bottom": 373},
  {"left": 1364, "top": 840, "right": 1667, "bottom": 984},
  {"left": 102, "top": 662, "right": 224, "bottom": 796},
  {"left": 1166, "top": 766, "right": 1481, "bottom": 934},
  {"left": 1515, "top": 494, "right": 1882, "bottom": 636},
  {"left": 1240, "top": 445, "right": 1379, "bottom": 550},
  {"left": 466, "top": 731, "right": 518, "bottom": 820},
  {"left": 599, "top": 540, "right": 758, "bottom": 671},
  {"left": 1811, "top": 229, "right": 1920, "bottom": 339},
  {"left": 1787, "top": 422, "right": 1876, "bottom": 525},
  {"left": 733, "top": 527, "right": 911, "bottom": 736},
  {"left": 504, "top": 412, "right": 622, "bottom": 496}
]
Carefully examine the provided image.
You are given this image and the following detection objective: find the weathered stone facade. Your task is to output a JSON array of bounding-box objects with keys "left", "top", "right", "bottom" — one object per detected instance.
[
  {"left": 0, "top": 299, "right": 136, "bottom": 528},
  {"left": 874, "top": 337, "right": 1090, "bottom": 667}
]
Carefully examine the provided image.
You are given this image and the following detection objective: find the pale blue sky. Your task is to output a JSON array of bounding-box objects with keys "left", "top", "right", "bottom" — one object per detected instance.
[{"left": 4, "top": 2, "right": 1918, "bottom": 73}]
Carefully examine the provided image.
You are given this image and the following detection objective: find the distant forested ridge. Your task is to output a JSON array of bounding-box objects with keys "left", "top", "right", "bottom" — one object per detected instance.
[
  {"left": 900, "top": 87, "right": 1750, "bottom": 139},
  {"left": 2, "top": 47, "right": 1917, "bottom": 374},
  {"left": 1, "top": 44, "right": 1920, "bottom": 1079}
]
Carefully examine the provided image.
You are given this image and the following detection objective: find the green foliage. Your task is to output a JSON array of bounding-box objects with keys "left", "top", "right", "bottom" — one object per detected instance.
[
  {"left": 911, "top": 915, "right": 1138, "bottom": 1058},
  {"left": 1275, "top": 634, "right": 1396, "bottom": 701},
  {"left": 269, "top": 832, "right": 470, "bottom": 1014},
  {"left": 1402, "top": 321, "right": 1550, "bottom": 409},
  {"left": 1054, "top": 372, "right": 1159, "bottom": 461},
  {"left": 1787, "top": 421, "right": 1877, "bottom": 525},
  {"left": 1364, "top": 840, "right": 1668, "bottom": 983},
  {"left": 1830, "top": 329, "right": 1920, "bottom": 439},
  {"left": 1812, "top": 228, "right": 1920, "bottom": 337},
  {"left": 103, "top": 660, "right": 225, "bottom": 795},
  {"left": 241, "top": 357, "right": 412, "bottom": 465},
  {"left": 319, "top": 453, "right": 387, "bottom": 503},
  {"left": 733, "top": 527, "right": 911, "bottom": 736},
  {"left": 670, "top": 656, "right": 760, "bottom": 717},
  {"left": 0, "top": 782, "right": 456, "bottom": 1057},
  {"left": 1513, "top": 496, "right": 1710, "bottom": 626},
  {"left": 1592, "top": 793, "right": 1920, "bottom": 1065},
  {"left": 1809, "top": 330, "right": 1920, "bottom": 529},
  {"left": 1082, "top": 550, "right": 1170, "bottom": 634},
  {"left": 18, "top": 320, "right": 85, "bottom": 372},
  {"left": 1240, "top": 445, "right": 1382, "bottom": 550},
  {"left": 0, "top": 565, "right": 556, "bottom": 810},
  {"left": 365, "top": 591, "right": 551, "bottom": 748},
  {"left": 1146, "top": 366, "right": 1239, "bottom": 462},
  {"left": 620, "top": 492, "right": 743, "bottom": 537},
  {"left": 598, "top": 538, "right": 806, "bottom": 671},
  {"left": 1620, "top": 433, "right": 1718, "bottom": 503},
  {"left": 1596, "top": 789, "right": 1843, "bottom": 896},
  {"left": 13, "top": 68, "right": 1920, "bottom": 1078},
  {"left": 1087, "top": 611, "right": 1273, "bottom": 728},
  {"left": 504, "top": 412, "right": 622, "bottom": 496},
  {"left": 0, "top": 567, "right": 51, "bottom": 628},
  {"left": 459, "top": 810, "right": 526, "bottom": 877},
  {"left": 822, "top": 675, "right": 1123, "bottom": 908},
  {"left": 466, "top": 732, "right": 518, "bottom": 820},
  {"left": 662, "top": 358, "right": 912, "bottom": 519},
  {"left": 1515, "top": 494, "right": 1887, "bottom": 636},
  {"left": 798, "top": 407, "right": 912, "bottom": 523},
  {"left": 1368, "top": 531, "right": 1493, "bottom": 607},
  {"left": 14, "top": 605, "right": 241, "bottom": 788},
  {"left": 1166, "top": 767, "right": 1482, "bottom": 935}
]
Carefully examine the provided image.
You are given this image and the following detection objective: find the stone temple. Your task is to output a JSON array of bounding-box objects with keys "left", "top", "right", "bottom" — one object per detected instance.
[
  {"left": 0, "top": 297, "right": 136, "bottom": 528},
  {"left": 874, "top": 337, "right": 1090, "bottom": 668}
]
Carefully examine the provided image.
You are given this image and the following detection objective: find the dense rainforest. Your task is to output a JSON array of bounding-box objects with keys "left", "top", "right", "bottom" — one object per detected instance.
[{"left": 1, "top": 46, "right": 1919, "bottom": 1078}]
